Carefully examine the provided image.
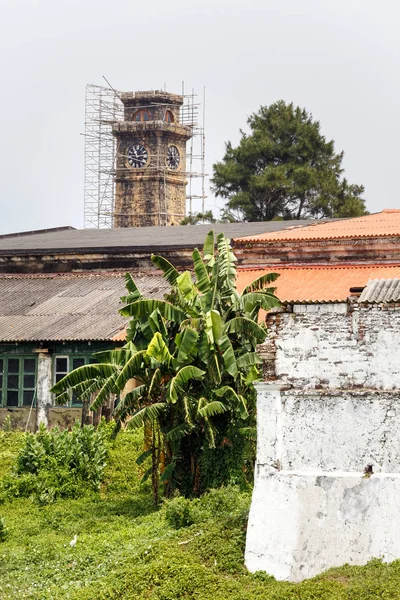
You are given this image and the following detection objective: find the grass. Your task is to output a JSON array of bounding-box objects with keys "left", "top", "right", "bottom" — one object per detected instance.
[{"left": 1, "top": 431, "right": 400, "bottom": 599}]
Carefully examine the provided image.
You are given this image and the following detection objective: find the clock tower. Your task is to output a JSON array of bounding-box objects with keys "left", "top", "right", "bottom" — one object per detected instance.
[{"left": 112, "top": 90, "right": 192, "bottom": 228}]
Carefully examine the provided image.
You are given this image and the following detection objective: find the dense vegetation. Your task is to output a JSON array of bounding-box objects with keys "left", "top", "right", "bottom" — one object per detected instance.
[{"left": 2, "top": 430, "right": 400, "bottom": 600}]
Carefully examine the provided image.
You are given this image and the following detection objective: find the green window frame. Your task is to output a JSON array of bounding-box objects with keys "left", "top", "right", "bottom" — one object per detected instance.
[
  {"left": 0, "top": 356, "right": 37, "bottom": 408},
  {"left": 53, "top": 355, "right": 90, "bottom": 407}
]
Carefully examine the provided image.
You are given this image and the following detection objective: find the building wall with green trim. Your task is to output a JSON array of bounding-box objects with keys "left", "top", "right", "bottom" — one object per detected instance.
[{"left": 0, "top": 341, "right": 117, "bottom": 431}]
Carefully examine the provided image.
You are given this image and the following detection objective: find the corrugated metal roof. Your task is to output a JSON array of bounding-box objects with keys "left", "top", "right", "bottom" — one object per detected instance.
[
  {"left": 236, "top": 265, "right": 400, "bottom": 303},
  {"left": 235, "top": 210, "right": 400, "bottom": 243},
  {"left": 0, "top": 273, "right": 169, "bottom": 342},
  {"left": 358, "top": 278, "right": 400, "bottom": 303},
  {"left": 0, "top": 220, "right": 322, "bottom": 254}
]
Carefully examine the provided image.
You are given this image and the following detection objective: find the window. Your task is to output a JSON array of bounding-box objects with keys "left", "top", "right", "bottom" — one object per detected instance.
[
  {"left": 54, "top": 355, "right": 90, "bottom": 407},
  {"left": 165, "top": 110, "right": 174, "bottom": 123},
  {"left": 133, "top": 109, "right": 150, "bottom": 122},
  {"left": 0, "top": 356, "right": 37, "bottom": 408}
]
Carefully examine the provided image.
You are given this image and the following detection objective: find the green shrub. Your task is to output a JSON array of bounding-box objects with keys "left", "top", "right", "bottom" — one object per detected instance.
[
  {"left": 165, "top": 495, "right": 195, "bottom": 529},
  {"left": 1, "top": 415, "right": 12, "bottom": 432},
  {"left": 1, "top": 423, "right": 108, "bottom": 504},
  {"left": 165, "top": 486, "right": 251, "bottom": 530}
]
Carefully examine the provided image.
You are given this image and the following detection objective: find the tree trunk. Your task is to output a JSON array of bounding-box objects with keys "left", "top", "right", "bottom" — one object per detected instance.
[
  {"left": 81, "top": 399, "right": 90, "bottom": 427},
  {"left": 151, "top": 425, "right": 160, "bottom": 505}
]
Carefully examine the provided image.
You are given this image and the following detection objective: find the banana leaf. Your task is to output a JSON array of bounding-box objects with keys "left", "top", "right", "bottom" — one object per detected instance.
[
  {"left": 242, "top": 272, "right": 279, "bottom": 294},
  {"left": 114, "top": 350, "right": 148, "bottom": 389},
  {"left": 241, "top": 292, "right": 281, "bottom": 313},
  {"left": 120, "top": 273, "right": 142, "bottom": 304},
  {"left": 120, "top": 299, "right": 186, "bottom": 323},
  {"left": 197, "top": 400, "right": 227, "bottom": 418},
  {"left": 51, "top": 363, "right": 117, "bottom": 395},
  {"left": 168, "top": 366, "right": 205, "bottom": 403},
  {"left": 147, "top": 332, "right": 173, "bottom": 365},
  {"left": 223, "top": 316, "right": 267, "bottom": 341},
  {"left": 150, "top": 254, "right": 180, "bottom": 285},
  {"left": 192, "top": 248, "right": 211, "bottom": 293},
  {"left": 174, "top": 326, "right": 199, "bottom": 366}
]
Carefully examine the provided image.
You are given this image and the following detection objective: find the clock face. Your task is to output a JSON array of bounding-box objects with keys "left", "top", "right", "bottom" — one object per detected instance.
[
  {"left": 127, "top": 144, "right": 148, "bottom": 168},
  {"left": 166, "top": 145, "right": 180, "bottom": 170}
]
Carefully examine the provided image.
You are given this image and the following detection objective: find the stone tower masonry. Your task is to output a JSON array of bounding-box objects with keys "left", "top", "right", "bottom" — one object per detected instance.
[{"left": 112, "top": 90, "right": 192, "bottom": 228}]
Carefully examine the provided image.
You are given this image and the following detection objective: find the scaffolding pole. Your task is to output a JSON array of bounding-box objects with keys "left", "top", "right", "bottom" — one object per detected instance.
[
  {"left": 181, "top": 84, "right": 207, "bottom": 222},
  {"left": 83, "top": 84, "right": 123, "bottom": 228}
]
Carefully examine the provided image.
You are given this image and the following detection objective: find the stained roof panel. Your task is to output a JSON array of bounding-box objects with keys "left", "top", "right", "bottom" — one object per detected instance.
[
  {"left": 0, "top": 273, "right": 169, "bottom": 342},
  {"left": 358, "top": 278, "right": 400, "bottom": 303}
]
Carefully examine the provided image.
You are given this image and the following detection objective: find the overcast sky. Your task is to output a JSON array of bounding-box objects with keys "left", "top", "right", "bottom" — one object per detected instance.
[{"left": 0, "top": 0, "right": 399, "bottom": 234}]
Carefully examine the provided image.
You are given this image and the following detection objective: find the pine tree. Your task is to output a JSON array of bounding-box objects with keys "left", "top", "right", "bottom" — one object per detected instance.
[{"left": 212, "top": 101, "right": 366, "bottom": 221}]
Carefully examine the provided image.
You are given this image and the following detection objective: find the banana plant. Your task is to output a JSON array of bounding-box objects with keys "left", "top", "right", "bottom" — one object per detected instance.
[{"left": 52, "top": 231, "right": 280, "bottom": 501}]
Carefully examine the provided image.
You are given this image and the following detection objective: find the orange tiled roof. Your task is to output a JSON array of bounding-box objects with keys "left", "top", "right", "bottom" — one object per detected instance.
[
  {"left": 234, "top": 210, "right": 400, "bottom": 244},
  {"left": 236, "top": 265, "right": 400, "bottom": 302}
]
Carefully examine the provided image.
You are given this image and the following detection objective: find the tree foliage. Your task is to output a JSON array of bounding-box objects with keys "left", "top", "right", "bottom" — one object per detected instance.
[
  {"left": 212, "top": 100, "right": 367, "bottom": 221},
  {"left": 180, "top": 211, "right": 217, "bottom": 225},
  {"left": 51, "top": 232, "right": 280, "bottom": 501}
]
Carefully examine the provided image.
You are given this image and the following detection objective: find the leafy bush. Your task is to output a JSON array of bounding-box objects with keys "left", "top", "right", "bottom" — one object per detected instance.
[
  {"left": 165, "top": 495, "right": 195, "bottom": 529},
  {"left": 165, "top": 485, "right": 251, "bottom": 530},
  {"left": 1, "top": 415, "right": 12, "bottom": 432},
  {"left": 198, "top": 417, "right": 256, "bottom": 494},
  {"left": 1, "top": 423, "right": 108, "bottom": 504}
]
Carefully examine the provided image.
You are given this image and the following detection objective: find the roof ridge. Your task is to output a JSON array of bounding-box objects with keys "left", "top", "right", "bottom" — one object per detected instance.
[
  {"left": 0, "top": 271, "right": 165, "bottom": 279},
  {"left": 0, "top": 226, "right": 76, "bottom": 240},
  {"left": 237, "top": 264, "right": 400, "bottom": 271}
]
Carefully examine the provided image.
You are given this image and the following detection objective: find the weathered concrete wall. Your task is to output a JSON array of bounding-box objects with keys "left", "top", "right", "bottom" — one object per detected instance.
[
  {"left": 247, "top": 469, "right": 400, "bottom": 581},
  {"left": 255, "top": 387, "right": 400, "bottom": 475},
  {"left": 0, "top": 407, "right": 82, "bottom": 431},
  {"left": 0, "top": 408, "right": 36, "bottom": 431},
  {"left": 48, "top": 408, "right": 82, "bottom": 429},
  {"left": 247, "top": 302, "right": 400, "bottom": 580},
  {"left": 245, "top": 383, "right": 400, "bottom": 581},
  {"left": 0, "top": 248, "right": 196, "bottom": 273},
  {"left": 264, "top": 303, "right": 400, "bottom": 389}
]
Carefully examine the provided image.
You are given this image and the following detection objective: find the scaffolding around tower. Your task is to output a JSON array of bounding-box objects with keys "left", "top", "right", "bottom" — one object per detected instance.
[
  {"left": 83, "top": 84, "right": 124, "bottom": 228},
  {"left": 180, "top": 84, "right": 207, "bottom": 219},
  {"left": 83, "top": 82, "right": 207, "bottom": 229}
]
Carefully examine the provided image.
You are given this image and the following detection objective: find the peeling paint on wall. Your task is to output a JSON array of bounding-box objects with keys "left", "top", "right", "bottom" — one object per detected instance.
[
  {"left": 246, "top": 300, "right": 400, "bottom": 581},
  {"left": 263, "top": 303, "right": 400, "bottom": 389}
]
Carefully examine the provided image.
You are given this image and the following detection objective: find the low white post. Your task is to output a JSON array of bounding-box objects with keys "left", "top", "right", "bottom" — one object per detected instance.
[{"left": 34, "top": 349, "right": 52, "bottom": 429}]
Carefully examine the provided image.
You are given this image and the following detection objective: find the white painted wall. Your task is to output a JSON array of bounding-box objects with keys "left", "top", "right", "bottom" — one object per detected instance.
[
  {"left": 246, "top": 469, "right": 400, "bottom": 581},
  {"left": 278, "top": 390, "right": 400, "bottom": 473},
  {"left": 246, "top": 372, "right": 400, "bottom": 580}
]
